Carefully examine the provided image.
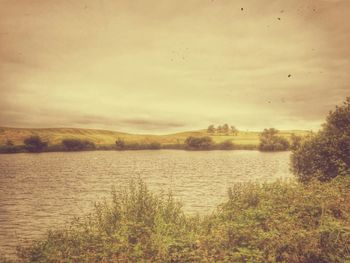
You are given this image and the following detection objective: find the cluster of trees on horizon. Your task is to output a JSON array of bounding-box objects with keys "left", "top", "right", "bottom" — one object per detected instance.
[{"left": 207, "top": 124, "right": 238, "bottom": 135}]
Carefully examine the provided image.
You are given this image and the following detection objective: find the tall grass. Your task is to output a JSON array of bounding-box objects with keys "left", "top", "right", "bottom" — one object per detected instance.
[{"left": 1, "top": 177, "right": 349, "bottom": 262}]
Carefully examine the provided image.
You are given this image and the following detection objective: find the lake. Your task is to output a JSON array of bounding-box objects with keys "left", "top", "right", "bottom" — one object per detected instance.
[{"left": 0, "top": 150, "right": 293, "bottom": 256}]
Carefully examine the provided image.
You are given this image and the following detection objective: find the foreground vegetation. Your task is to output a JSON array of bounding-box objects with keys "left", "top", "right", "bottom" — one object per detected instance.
[{"left": 1, "top": 178, "right": 349, "bottom": 263}]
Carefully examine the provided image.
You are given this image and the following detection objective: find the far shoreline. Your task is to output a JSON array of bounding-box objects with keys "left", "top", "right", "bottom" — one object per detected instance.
[
  {"left": 0, "top": 126, "right": 308, "bottom": 154},
  {"left": 0, "top": 145, "right": 293, "bottom": 155}
]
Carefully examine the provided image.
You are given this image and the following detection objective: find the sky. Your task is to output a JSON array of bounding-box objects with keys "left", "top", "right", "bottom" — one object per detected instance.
[{"left": 0, "top": 0, "right": 349, "bottom": 134}]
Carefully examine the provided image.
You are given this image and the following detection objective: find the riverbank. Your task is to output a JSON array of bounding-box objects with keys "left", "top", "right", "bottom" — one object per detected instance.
[
  {"left": 0, "top": 142, "right": 259, "bottom": 154},
  {"left": 1, "top": 176, "right": 349, "bottom": 262},
  {"left": 0, "top": 127, "right": 309, "bottom": 154}
]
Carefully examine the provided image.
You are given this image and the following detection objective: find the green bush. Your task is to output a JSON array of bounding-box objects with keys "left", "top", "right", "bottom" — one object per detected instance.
[
  {"left": 259, "top": 128, "right": 290, "bottom": 151},
  {"left": 23, "top": 136, "right": 48, "bottom": 153},
  {"left": 185, "top": 136, "right": 214, "bottom": 150},
  {"left": 291, "top": 97, "right": 350, "bottom": 182},
  {"left": 204, "top": 177, "right": 350, "bottom": 262},
  {"left": 7, "top": 178, "right": 350, "bottom": 263},
  {"left": 13, "top": 180, "right": 200, "bottom": 263}
]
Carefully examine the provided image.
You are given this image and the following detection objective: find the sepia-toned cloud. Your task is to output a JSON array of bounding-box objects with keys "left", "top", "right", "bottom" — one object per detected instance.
[{"left": 0, "top": 0, "right": 349, "bottom": 133}]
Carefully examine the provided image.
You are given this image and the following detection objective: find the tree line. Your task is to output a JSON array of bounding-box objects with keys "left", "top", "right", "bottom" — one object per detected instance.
[
  {"left": 0, "top": 137, "right": 97, "bottom": 153},
  {"left": 0, "top": 130, "right": 296, "bottom": 153}
]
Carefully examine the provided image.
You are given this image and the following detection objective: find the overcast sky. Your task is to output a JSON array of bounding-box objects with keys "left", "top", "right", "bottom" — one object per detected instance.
[{"left": 0, "top": 0, "right": 349, "bottom": 133}]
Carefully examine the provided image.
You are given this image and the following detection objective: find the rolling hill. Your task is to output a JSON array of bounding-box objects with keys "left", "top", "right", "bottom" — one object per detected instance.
[{"left": 0, "top": 127, "right": 311, "bottom": 147}]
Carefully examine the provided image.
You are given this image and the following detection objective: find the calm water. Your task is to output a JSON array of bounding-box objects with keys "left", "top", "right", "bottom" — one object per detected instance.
[{"left": 0, "top": 150, "right": 293, "bottom": 256}]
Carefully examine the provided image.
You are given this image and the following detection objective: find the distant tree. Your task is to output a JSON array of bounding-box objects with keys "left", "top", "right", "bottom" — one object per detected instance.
[
  {"left": 222, "top": 124, "right": 230, "bottom": 135},
  {"left": 62, "top": 139, "right": 95, "bottom": 151},
  {"left": 258, "top": 128, "right": 290, "bottom": 151},
  {"left": 291, "top": 97, "right": 350, "bottom": 182},
  {"left": 262, "top": 128, "right": 279, "bottom": 137},
  {"left": 230, "top": 126, "right": 238, "bottom": 136},
  {"left": 23, "top": 135, "right": 48, "bottom": 152},
  {"left": 217, "top": 125, "right": 223, "bottom": 134},
  {"left": 207, "top": 125, "right": 216, "bottom": 134},
  {"left": 115, "top": 138, "right": 126, "bottom": 150},
  {"left": 185, "top": 136, "right": 214, "bottom": 150}
]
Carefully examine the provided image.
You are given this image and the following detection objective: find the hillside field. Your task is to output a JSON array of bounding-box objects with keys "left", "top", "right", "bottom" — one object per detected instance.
[{"left": 0, "top": 127, "right": 311, "bottom": 148}]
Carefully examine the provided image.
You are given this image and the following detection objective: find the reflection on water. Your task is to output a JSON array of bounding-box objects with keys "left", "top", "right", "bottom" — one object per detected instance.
[{"left": 0, "top": 150, "right": 293, "bottom": 256}]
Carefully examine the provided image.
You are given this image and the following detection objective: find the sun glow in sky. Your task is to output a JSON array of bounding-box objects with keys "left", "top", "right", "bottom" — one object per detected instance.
[{"left": 0, "top": 0, "right": 349, "bottom": 133}]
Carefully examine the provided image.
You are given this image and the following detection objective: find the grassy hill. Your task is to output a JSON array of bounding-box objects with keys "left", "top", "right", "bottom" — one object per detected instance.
[{"left": 0, "top": 127, "right": 311, "bottom": 148}]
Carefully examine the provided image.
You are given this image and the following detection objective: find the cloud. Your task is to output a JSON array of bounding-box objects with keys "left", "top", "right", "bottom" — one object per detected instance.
[{"left": 0, "top": 0, "right": 349, "bottom": 133}]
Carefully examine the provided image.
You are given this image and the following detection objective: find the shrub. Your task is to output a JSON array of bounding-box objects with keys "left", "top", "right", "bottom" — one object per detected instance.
[
  {"left": 62, "top": 139, "right": 95, "bottom": 151},
  {"left": 207, "top": 125, "right": 215, "bottom": 133},
  {"left": 14, "top": 180, "right": 199, "bottom": 262},
  {"left": 259, "top": 128, "right": 290, "bottom": 151},
  {"left": 205, "top": 177, "right": 350, "bottom": 262},
  {"left": 185, "top": 136, "right": 214, "bottom": 150},
  {"left": 291, "top": 97, "right": 350, "bottom": 182},
  {"left": 23, "top": 136, "right": 48, "bottom": 152}
]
